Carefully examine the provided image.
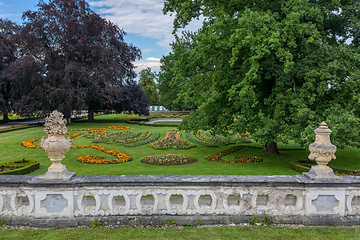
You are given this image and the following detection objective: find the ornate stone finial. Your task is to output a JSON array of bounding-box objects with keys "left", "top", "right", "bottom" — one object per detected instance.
[
  {"left": 37, "top": 110, "right": 75, "bottom": 181},
  {"left": 304, "top": 122, "right": 341, "bottom": 180},
  {"left": 43, "top": 110, "right": 67, "bottom": 136}
]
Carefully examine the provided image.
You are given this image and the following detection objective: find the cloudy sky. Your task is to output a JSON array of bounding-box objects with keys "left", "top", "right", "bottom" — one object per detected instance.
[{"left": 0, "top": 0, "right": 201, "bottom": 77}]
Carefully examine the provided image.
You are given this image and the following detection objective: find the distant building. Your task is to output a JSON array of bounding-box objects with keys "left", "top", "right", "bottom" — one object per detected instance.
[{"left": 148, "top": 106, "right": 168, "bottom": 111}]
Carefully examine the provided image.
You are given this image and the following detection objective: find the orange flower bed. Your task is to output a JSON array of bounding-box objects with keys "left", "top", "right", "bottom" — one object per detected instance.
[
  {"left": 21, "top": 138, "right": 41, "bottom": 149},
  {"left": 206, "top": 145, "right": 262, "bottom": 164},
  {"left": 74, "top": 145, "right": 132, "bottom": 164},
  {"left": 21, "top": 126, "right": 132, "bottom": 164}
]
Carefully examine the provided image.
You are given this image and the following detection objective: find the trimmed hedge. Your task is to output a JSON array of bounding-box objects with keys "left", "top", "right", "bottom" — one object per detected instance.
[
  {"left": 289, "top": 161, "right": 311, "bottom": 173},
  {"left": 290, "top": 160, "right": 360, "bottom": 176},
  {"left": 0, "top": 159, "right": 40, "bottom": 175}
]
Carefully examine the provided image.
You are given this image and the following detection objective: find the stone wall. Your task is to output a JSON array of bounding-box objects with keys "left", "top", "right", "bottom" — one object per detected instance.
[{"left": 1, "top": 174, "right": 360, "bottom": 227}]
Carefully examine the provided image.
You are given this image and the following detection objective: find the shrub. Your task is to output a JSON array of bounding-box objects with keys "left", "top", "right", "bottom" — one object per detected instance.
[
  {"left": 0, "top": 159, "right": 40, "bottom": 175},
  {"left": 290, "top": 160, "right": 360, "bottom": 176}
]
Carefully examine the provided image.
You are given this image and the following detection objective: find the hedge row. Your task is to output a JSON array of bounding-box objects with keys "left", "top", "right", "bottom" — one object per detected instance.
[
  {"left": 289, "top": 161, "right": 311, "bottom": 173},
  {"left": 289, "top": 161, "right": 360, "bottom": 176},
  {"left": 0, "top": 159, "right": 40, "bottom": 175}
]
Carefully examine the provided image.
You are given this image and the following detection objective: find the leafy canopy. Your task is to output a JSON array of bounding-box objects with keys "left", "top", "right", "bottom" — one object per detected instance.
[
  {"left": 6, "top": 0, "right": 141, "bottom": 121},
  {"left": 162, "top": 0, "right": 360, "bottom": 149},
  {"left": 139, "top": 67, "right": 159, "bottom": 106}
]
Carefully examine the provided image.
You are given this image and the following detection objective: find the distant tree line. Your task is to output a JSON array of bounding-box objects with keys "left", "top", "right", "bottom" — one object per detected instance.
[{"left": 0, "top": 0, "right": 149, "bottom": 122}]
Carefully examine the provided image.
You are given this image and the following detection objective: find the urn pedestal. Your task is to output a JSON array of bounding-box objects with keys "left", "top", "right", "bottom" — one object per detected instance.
[
  {"left": 304, "top": 122, "right": 341, "bottom": 180},
  {"left": 36, "top": 111, "right": 75, "bottom": 181}
]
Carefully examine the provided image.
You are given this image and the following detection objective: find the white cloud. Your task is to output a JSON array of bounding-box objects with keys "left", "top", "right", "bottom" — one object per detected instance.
[
  {"left": 89, "top": 0, "right": 173, "bottom": 49},
  {"left": 146, "top": 57, "right": 161, "bottom": 61},
  {"left": 141, "top": 48, "right": 155, "bottom": 53},
  {"left": 0, "top": 13, "right": 16, "bottom": 19},
  {"left": 89, "top": 0, "right": 202, "bottom": 50},
  {"left": 133, "top": 57, "right": 162, "bottom": 77}
]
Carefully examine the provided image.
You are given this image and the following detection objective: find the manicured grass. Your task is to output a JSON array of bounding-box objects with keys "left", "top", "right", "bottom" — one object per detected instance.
[
  {"left": 0, "top": 225, "right": 360, "bottom": 240},
  {"left": 152, "top": 121, "right": 181, "bottom": 126},
  {"left": 0, "top": 113, "right": 359, "bottom": 176}
]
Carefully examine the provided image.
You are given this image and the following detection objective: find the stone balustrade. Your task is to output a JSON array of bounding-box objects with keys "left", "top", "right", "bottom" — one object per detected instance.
[
  {"left": 1, "top": 174, "right": 360, "bottom": 227},
  {"left": 1, "top": 116, "right": 356, "bottom": 227}
]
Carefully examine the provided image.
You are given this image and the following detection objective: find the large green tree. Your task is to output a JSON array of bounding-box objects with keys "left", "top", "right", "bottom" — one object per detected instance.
[
  {"left": 163, "top": 0, "right": 360, "bottom": 154},
  {"left": 139, "top": 67, "right": 159, "bottom": 105},
  {"left": 158, "top": 49, "right": 197, "bottom": 111}
]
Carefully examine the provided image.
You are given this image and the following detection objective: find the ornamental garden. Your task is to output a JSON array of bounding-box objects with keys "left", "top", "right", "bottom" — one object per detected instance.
[{"left": 1, "top": 112, "right": 360, "bottom": 176}]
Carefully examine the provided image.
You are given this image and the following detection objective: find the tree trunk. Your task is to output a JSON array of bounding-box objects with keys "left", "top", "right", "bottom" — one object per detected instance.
[
  {"left": 2, "top": 112, "right": 9, "bottom": 122},
  {"left": 88, "top": 107, "right": 95, "bottom": 122},
  {"left": 262, "top": 141, "right": 281, "bottom": 156},
  {"left": 66, "top": 110, "right": 72, "bottom": 124}
]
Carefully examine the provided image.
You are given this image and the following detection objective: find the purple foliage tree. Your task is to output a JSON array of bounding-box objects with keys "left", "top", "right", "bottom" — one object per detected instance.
[
  {"left": 0, "top": 19, "right": 20, "bottom": 121},
  {"left": 12, "top": 0, "right": 141, "bottom": 122},
  {"left": 116, "top": 81, "right": 149, "bottom": 116}
]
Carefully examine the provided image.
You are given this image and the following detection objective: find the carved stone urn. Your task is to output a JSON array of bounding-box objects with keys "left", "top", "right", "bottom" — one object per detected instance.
[
  {"left": 37, "top": 110, "right": 75, "bottom": 181},
  {"left": 304, "top": 122, "right": 341, "bottom": 180}
]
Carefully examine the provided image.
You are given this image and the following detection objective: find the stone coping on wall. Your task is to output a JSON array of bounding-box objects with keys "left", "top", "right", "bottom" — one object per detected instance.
[
  {"left": 1, "top": 174, "right": 359, "bottom": 187},
  {"left": 2, "top": 174, "right": 360, "bottom": 227}
]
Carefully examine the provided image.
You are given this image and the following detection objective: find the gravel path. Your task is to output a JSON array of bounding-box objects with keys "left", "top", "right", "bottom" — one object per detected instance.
[
  {"left": 146, "top": 118, "right": 183, "bottom": 124},
  {"left": 0, "top": 119, "right": 44, "bottom": 130}
]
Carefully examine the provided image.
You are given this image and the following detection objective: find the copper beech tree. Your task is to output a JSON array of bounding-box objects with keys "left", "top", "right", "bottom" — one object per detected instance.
[{"left": 5, "top": 0, "right": 142, "bottom": 122}]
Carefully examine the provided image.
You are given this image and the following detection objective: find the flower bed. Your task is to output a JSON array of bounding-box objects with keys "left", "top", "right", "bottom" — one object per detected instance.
[
  {"left": 21, "top": 138, "right": 42, "bottom": 149},
  {"left": 78, "top": 126, "right": 130, "bottom": 137},
  {"left": 73, "top": 145, "right": 132, "bottom": 164},
  {"left": 124, "top": 132, "right": 160, "bottom": 147},
  {"left": 0, "top": 166, "right": 19, "bottom": 173},
  {"left": 141, "top": 154, "right": 197, "bottom": 166},
  {"left": 113, "top": 131, "right": 150, "bottom": 144},
  {"left": 196, "top": 131, "right": 235, "bottom": 145},
  {"left": 206, "top": 145, "right": 262, "bottom": 164},
  {"left": 21, "top": 126, "right": 132, "bottom": 164},
  {"left": 0, "top": 159, "right": 40, "bottom": 175},
  {"left": 234, "top": 155, "right": 263, "bottom": 163},
  {"left": 149, "top": 129, "right": 195, "bottom": 149},
  {"left": 92, "top": 131, "right": 133, "bottom": 142},
  {"left": 186, "top": 132, "right": 219, "bottom": 147}
]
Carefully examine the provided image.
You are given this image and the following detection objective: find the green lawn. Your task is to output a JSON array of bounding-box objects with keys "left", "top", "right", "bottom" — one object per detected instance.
[
  {"left": 0, "top": 225, "right": 359, "bottom": 240},
  {"left": 0, "top": 113, "right": 358, "bottom": 176}
]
